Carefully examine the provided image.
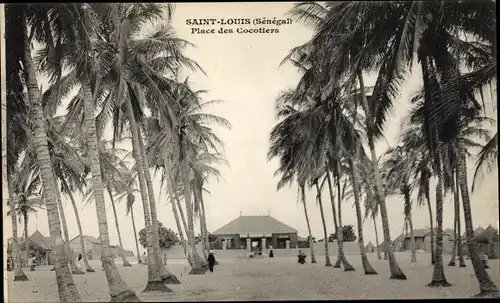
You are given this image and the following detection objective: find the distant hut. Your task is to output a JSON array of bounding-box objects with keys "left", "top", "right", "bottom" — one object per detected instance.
[
  {"left": 364, "top": 241, "right": 375, "bottom": 253},
  {"left": 404, "top": 228, "right": 430, "bottom": 251},
  {"left": 461, "top": 226, "right": 486, "bottom": 256},
  {"left": 473, "top": 225, "right": 499, "bottom": 259},
  {"left": 423, "top": 229, "right": 453, "bottom": 254},
  {"left": 393, "top": 233, "right": 406, "bottom": 252}
]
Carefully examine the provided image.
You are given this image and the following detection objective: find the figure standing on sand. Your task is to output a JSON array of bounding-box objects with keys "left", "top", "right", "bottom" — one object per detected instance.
[
  {"left": 141, "top": 252, "right": 148, "bottom": 265},
  {"left": 162, "top": 253, "right": 168, "bottom": 265},
  {"left": 207, "top": 250, "right": 216, "bottom": 272},
  {"left": 76, "top": 253, "right": 84, "bottom": 271},
  {"left": 297, "top": 250, "right": 306, "bottom": 264},
  {"left": 269, "top": 246, "right": 274, "bottom": 258},
  {"left": 28, "top": 255, "right": 36, "bottom": 271}
]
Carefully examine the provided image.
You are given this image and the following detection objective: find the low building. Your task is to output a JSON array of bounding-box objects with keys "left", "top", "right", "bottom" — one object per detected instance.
[
  {"left": 423, "top": 229, "right": 453, "bottom": 254},
  {"left": 68, "top": 235, "right": 102, "bottom": 260},
  {"left": 212, "top": 214, "right": 298, "bottom": 253},
  {"left": 109, "top": 246, "right": 135, "bottom": 258},
  {"left": 378, "top": 233, "right": 405, "bottom": 253},
  {"left": 296, "top": 236, "right": 310, "bottom": 249},
  {"left": 393, "top": 233, "right": 406, "bottom": 252},
  {"left": 403, "top": 228, "right": 431, "bottom": 251},
  {"left": 8, "top": 230, "right": 54, "bottom": 266}
]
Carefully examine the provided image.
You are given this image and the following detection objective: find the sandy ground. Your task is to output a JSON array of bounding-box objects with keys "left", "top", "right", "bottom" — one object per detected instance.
[{"left": 6, "top": 252, "right": 500, "bottom": 302}]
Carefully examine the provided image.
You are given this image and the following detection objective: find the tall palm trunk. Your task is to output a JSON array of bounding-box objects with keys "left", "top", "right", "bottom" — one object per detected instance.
[
  {"left": 199, "top": 191, "right": 211, "bottom": 257},
  {"left": 455, "top": 170, "right": 466, "bottom": 267},
  {"left": 54, "top": 183, "right": 84, "bottom": 275},
  {"left": 358, "top": 71, "right": 406, "bottom": 279},
  {"left": 166, "top": 172, "right": 188, "bottom": 256},
  {"left": 191, "top": 182, "right": 208, "bottom": 261},
  {"left": 61, "top": 178, "right": 94, "bottom": 272},
  {"left": 425, "top": 192, "right": 436, "bottom": 264},
  {"left": 23, "top": 211, "right": 29, "bottom": 265},
  {"left": 136, "top": 128, "right": 179, "bottom": 284},
  {"left": 300, "top": 184, "right": 316, "bottom": 263},
  {"left": 335, "top": 168, "right": 355, "bottom": 270},
  {"left": 315, "top": 181, "right": 332, "bottom": 266},
  {"left": 324, "top": 172, "right": 339, "bottom": 266},
  {"left": 82, "top": 84, "right": 139, "bottom": 300},
  {"left": 195, "top": 181, "right": 211, "bottom": 259},
  {"left": 373, "top": 215, "right": 381, "bottom": 260},
  {"left": 182, "top": 163, "right": 205, "bottom": 274},
  {"left": 199, "top": 195, "right": 210, "bottom": 260},
  {"left": 129, "top": 207, "right": 141, "bottom": 264},
  {"left": 449, "top": 171, "right": 459, "bottom": 267},
  {"left": 428, "top": 145, "right": 451, "bottom": 287},
  {"left": 408, "top": 216, "right": 416, "bottom": 262},
  {"left": 403, "top": 188, "right": 416, "bottom": 263},
  {"left": 22, "top": 17, "right": 80, "bottom": 301},
  {"left": 172, "top": 176, "right": 203, "bottom": 264},
  {"left": 326, "top": 171, "right": 354, "bottom": 270},
  {"left": 176, "top": 196, "right": 189, "bottom": 237},
  {"left": 457, "top": 152, "right": 499, "bottom": 297},
  {"left": 8, "top": 182, "right": 29, "bottom": 281},
  {"left": 192, "top": 185, "right": 208, "bottom": 260},
  {"left": 123, "top": 95, "right": 170, "bottom": 293},
  {"left": 107, "top": 188, "right": 132, "bottom": 267},
  {"left": 349, "top": 160, "right": 377, "bottom": 274}
]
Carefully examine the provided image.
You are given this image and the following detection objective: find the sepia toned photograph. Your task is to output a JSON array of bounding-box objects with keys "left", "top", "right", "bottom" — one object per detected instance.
[{"left": 1, "top": 1, "right": 498, "bottom": 302}]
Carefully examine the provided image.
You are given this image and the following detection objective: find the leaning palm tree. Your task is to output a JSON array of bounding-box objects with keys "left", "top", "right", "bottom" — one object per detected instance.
[
  {"left": 83, "top": 139, "right": 133, "bottom": 267},
  {"left": 382, "top": 145, "right": 417, "bottom": 263},
  {"left": 34, "top": 3, "right": 142, "bottom": 299},
  {"left": 315, "top": 179, "right": 332, "bottom": 266},
  {"left": 8, "top": 4, "right": 82, "bottom": 300},
  {"left": 8, "top": 167, "right": 43, "bottom": 264},
  {"left": 114, "top": 169, "right": 143, "bottom": 265},
  {"left": 6, "top": 177, "right": 30, "bottom": 281},
  {"left": 401, "top": 124, "right": 436, "bottom": 265}
]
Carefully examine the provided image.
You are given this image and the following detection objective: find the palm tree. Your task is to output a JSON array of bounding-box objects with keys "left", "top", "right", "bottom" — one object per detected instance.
[
  {"left": 299, "top": 184, "right": 317, "bottom": 263},
  {"left": 430, "top": 68, "right": 498, "bottom": 295},
  {"left": 268, "top": 93, "right": 333, "bottom": 266},
  {"left": 286, "top": 1, "right": 409, "bottom": 279},
  {"left": 382, "top": 145, "right": 417, "bottom": 263},
  {"left": 83, "top": 140, "right": 133, "bottom": 267},
  {"left": 8, "top": 168, "right": 43, "bottom": 264},
  {"left": 7, "top": 177, "right": 30, "bottom": 281},
  {"left": 401, "top": 125, "right": 436, "bottom": 265},
  {"left": 146, "top": 81, "right": 229, "bottom": 272},
  {"left": 8, "top": 4, "right": 82, "bottom": 300},
  {"left": 315, "top": 181, "right": 333, "bottom": 266},
  {"left": 32, "top": 3, "right": 142, "bottom": 299},
  {"left": 114, "top": 169, "right": 142, "bottom": 265}
]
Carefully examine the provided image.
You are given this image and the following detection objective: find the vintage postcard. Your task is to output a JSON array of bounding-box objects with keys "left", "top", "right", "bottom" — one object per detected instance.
[{"left": 2, "top": 2, "right": 499, "bottom": 302}]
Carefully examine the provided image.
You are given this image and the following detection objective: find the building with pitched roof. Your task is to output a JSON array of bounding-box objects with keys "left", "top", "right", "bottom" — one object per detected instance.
[
  {"left": 7, "top": 230, "right": 54, "bottom": 265},
  {"left": 212, "top": 214, "right": 298, "bottom": 252},
  {"left": 68, "top": 235, "right": 102, "bottom": 260}
]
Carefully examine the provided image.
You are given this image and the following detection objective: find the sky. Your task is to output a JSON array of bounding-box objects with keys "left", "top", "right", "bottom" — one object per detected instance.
[{"left": 4, "top": 2, "right": 499, "bottom": 255}]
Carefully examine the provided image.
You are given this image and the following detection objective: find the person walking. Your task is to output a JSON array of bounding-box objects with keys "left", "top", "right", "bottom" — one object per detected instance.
[
  {"left": 207, "top": 250, "right": 216, "bottom": 273},
  {"left": 162, "top": 253, "right": 168, "bottom": 265}
]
